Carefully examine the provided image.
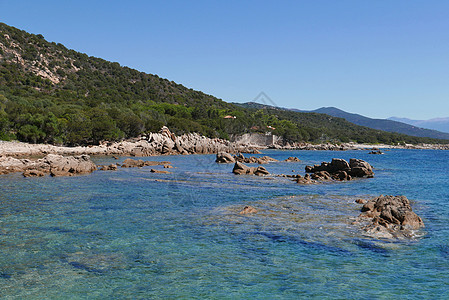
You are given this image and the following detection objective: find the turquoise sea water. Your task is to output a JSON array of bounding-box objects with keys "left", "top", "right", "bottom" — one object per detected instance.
[{"left": 1, "top": 149, "right": 448, "bottom": 299}]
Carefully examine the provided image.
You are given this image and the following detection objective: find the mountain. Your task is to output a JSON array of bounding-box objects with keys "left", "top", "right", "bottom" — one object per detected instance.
[
  {"left": 388, "top": 117, "right": 449, "bottom": 134},
  {"left": 309, "top": 107, "right": 449, "bottom": 140},
  {"left": 0, "top": 22, "right": 446, "bottom": 145}
]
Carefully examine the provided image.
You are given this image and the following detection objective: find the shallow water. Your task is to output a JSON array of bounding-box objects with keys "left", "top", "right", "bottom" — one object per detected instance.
[{"left": 0, "top": 149, "right": 448, "bottom": 298}]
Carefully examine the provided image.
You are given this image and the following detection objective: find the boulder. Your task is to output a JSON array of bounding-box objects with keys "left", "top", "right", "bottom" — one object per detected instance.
[
  {"left": 216, "top": 152, "right": 235, "bottom": 163},
  {"left": 349, "top": 159, "right": 374, "bottom": 178}
]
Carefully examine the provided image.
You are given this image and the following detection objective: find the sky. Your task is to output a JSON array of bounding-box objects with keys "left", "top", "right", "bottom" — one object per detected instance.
[{"left": 1, "top": 0, "right": 449, "bottom": 119}]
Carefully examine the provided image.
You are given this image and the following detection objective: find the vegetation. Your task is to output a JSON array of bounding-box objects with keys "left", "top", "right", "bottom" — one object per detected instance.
[{"left": 0, "top": 22, "right": 446, "bottom": 145}]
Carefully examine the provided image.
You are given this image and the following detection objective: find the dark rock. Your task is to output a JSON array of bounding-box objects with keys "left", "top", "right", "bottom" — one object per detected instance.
[{"left": 305, "top": 158, "right": 373, "bottom": 181}]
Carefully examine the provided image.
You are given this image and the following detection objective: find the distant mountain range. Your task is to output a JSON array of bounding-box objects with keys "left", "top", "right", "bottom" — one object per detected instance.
[
  {"left": 388, "top": 117, "right": 449, "bottom": 134},
  {"left": 302, "top": 107, "right": 449, "bottom": 141},
  {"left": 238, "top": 102, "right": 449, "bottom": 141}
]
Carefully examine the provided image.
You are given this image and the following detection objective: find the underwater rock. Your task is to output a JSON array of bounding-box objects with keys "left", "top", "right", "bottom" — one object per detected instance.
[{"left": 239, "top": 206, "right": 258, "bottom": 214}]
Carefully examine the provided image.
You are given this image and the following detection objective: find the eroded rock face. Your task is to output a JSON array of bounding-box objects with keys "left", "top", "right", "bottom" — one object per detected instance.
[
  {"left": 305, "top": 158, "right": 373, "bottom": 181},
  {"left": 356, "top": 195, "right": 424, "bottom": 239},
  {"left": 232, "top": 162, "right": 270, "bottom": 176}
]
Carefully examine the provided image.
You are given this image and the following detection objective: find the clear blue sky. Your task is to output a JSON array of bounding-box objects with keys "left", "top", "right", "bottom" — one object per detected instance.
[{"left": 1, "top": 0, "right": 449, "bottom": 119}]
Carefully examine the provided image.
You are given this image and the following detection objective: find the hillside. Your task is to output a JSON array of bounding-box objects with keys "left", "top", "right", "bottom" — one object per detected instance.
[{"left": 0, "top": 22, "right": 446, "bottom": 146}]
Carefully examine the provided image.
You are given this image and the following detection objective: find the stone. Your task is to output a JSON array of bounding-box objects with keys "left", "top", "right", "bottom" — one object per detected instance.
[
  {"left": 150, "top": 169, "right": 171, "bottom": 174},
  {"left": 239, "top": 206, "right": 258, "bottom": 214}
]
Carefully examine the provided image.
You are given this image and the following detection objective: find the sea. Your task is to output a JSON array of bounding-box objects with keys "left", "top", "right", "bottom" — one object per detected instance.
[{"left": 0, "top": 149, "right": 448, "bottom": 299}]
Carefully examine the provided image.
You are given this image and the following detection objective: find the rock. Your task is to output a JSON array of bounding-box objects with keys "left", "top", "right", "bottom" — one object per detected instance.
[
  {"left": 254, "top": 166, "right": 269, "bottom": 176},
  {"left": 98, "top": 164, "right": 118, "bottom": 171},
  {"left": 23, "top": 169, "right": 45, "bottom": 177},
  {"left": 355, "top": 198, "right": 366, "bottom": 204},
  {"left": 164, "top": 165, "right": 173, "bottom": 169},
  {"left": 150, "top": 169, "right": 171, "bottom": 174},
  {"left": 232, "top": 162, "right": 270, "bottom": 176},
  {"left": 216, "top": 152, "right": 235, "bottom": 163},
  {"left": 284, "top": 157, "right": 300, "bottom": 162},
  {"left": 296, "top": 173, "right": 314, "bottom": 184},
  {"left": 234, "top": 154, "right": 278, "bottom": 164},
  {"left": 45, "top": 154, "right": 97, "bottom": 176},
  {"left": 349, "top": 159, "right": 374, "bottom": 178},
  {"left": 239, "top": 206, "right": 258, "bottom": 214},
  {"left": 369, "top": 150, "right": 384, "bottom": 155},
  {"left": 356, "top": 195, "right": 424, "bottom": 239},
  {"left": 232, "top": 161, "right": 253, "bottom": 175},
  {"left": 311, "top": 171, "right": 332, "bottom": 181},
  {"left": 305, "top": 158, "right": 373, "bottom": 181},
  {"left": 121, "top": 158, "right": 171, "bottom": 168}
]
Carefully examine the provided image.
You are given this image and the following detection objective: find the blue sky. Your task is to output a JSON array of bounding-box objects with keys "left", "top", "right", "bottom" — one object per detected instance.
[{"left": 1, "top": 0, "right": 449, "bottom": 119}]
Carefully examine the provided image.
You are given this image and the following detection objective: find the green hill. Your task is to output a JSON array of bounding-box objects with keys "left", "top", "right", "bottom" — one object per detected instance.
[{"left": 0, "top": 22, "right": 445, "bottom": 145}]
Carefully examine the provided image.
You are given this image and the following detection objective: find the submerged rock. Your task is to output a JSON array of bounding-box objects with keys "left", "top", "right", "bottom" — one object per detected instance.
[
  {"left": 356, "top": 195, "right": 424, "bottom": 239},
  {"left": 239, "top": 206, "right": 258, "bottom": 214},
  {"left": 121, "top": 158, "right": 171, "bottom": 168}
]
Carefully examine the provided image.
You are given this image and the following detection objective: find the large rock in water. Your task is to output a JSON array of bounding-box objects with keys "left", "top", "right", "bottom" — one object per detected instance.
[
  {"left": 349, "top": 158, "right": 374, "bottom": 178},
  {"left": 305, "top": 158, "right": 373, "bottom": 181},
  {"left": 216, "top": 152, "right": 235, "bottom": 163},
  {"left": 232, "top": 162, "right": 270, "bottom": 176},
  {"left": 357, "top": 195, "right": 424, "bottom": 239}
]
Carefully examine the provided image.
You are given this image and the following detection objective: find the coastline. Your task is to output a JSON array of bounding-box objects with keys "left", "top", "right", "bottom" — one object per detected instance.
[{"left": 1, "top": 134, "right": 449, "bottom": 159}]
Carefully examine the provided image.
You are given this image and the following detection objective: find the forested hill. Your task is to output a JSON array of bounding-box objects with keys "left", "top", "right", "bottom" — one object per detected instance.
[{"left": 0, "top": 22, "right": 445, "bottom": 145}]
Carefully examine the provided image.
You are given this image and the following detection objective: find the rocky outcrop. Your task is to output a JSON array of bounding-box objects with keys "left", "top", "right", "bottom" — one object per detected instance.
[
  {"left": 305, "top": 158, "right": 373, "bottom": 181},
  {"left": 232, "top": 162, "right": 270, "bottom": 176},
  {"left": 355, "top": 195, "right": 424, "bottom": 239},
  {"left": 0, "top": 154, "right": 97, "bottom": 177},
  {"left": 150, "top": 169, "right": 171, "bottom": 174},
  {"left": 215, "top": 152, "right": 235, "bottom": 163}
]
